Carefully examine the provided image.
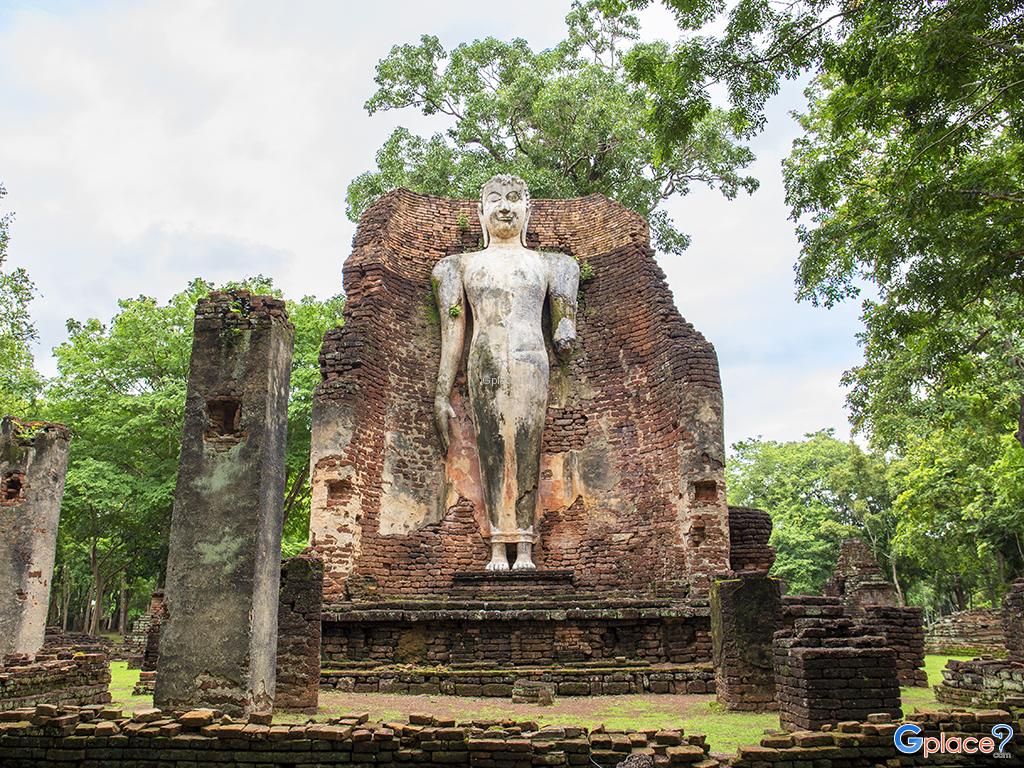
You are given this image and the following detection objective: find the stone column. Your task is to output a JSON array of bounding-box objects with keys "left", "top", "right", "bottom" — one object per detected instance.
[
  {"left": 711, "top": 572, "right": 782, "bottom": 711},
  {"left": 0, "top": 418, "right": 70, "bottom": 657},
  {"left": 154, "top": 291, "right": 294, "bottom": 716}
]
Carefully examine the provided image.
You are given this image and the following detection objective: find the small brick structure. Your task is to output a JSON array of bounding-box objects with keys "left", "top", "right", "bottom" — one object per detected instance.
[
  {"left": 1005, "top": 578, "right": 1024, "bottom": 664},
  {"left": 154, "top": 291, "right": 294, "bottom": 717},
  {"left": 925, "top": 607, "right": 1005, "bottom": 654},
  {"left": 726, "top": 506, "right": 776, "bottom": 572},
  {"left": 773, "top": 616, "right": 901, "bottom": 731},
  {"left": 0, "top": 652, "right": 110, "bottom": 712},
  {"left": 0, "top": 418, "right": 71, "bottom": 658},
  {"left": 711, "top": 572, "right": 782, "bottom": 711},
  {"left": 274, "top": 552, "right": 323, "bottom": 713}
]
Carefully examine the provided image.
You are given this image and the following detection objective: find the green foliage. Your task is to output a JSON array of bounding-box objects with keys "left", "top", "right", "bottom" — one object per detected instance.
[
  {"left": 448, "top": 304, "right": 461, "bottom": 319},
  {"left": 727, "top": 430, "right": 894, "bottom": 595},
  {"left": 44, "top": 277, "right": 344, "bottom": 629},
  {"left": 346, "top": 1, "right": 758, "bottom": 254},
  {"left": 781, "top": 0, "right": 1024, "bottom": 451},
  {"left": 0, "top": 183, "right": 43, "bottom": 416}
]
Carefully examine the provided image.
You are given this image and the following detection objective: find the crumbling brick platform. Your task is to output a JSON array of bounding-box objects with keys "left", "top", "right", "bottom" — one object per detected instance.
[
  {"left": 0, "top": 653, "right": 110, "bottom": 712},
  {"left": 925, "top": 607, "right": 1005, "bottom": 655},
  {"left": 934, "top": 657, "right": 1024, "bottom": 708}
]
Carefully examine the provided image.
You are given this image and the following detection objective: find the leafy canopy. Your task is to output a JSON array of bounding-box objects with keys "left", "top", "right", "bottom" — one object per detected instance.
[
  {"left": 781, "top": 0, "right": 1024, "bottom": 448},
  {"left": 346, "top": 1, "right": 759, "bottom": 254}
]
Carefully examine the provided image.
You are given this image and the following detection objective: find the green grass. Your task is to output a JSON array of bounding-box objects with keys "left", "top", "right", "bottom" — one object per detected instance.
[
  {"left": 107, "top": 654, "right": 971, "bottom": 755},
  {"left": 107, "top": 662, "right": 151, "bottom": 712}
]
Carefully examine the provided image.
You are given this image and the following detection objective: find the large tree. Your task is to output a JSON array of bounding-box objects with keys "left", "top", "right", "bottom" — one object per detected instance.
[{"left": 347, "top": 0, "right": 759, "bottom": 254}]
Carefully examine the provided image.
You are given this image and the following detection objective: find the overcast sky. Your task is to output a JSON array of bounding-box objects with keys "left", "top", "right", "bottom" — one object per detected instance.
[{"left": 0, "top": 0, "right": 864, "bottom": 448}]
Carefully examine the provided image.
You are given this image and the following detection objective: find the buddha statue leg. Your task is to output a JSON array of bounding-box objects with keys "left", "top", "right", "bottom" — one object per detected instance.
[{"left": 511, "top": 353, "right": 548, "bottom": 570}]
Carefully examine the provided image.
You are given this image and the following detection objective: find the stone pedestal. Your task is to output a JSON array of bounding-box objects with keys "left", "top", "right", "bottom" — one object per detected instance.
[
  {"left": 154, "top": 292, "right": 293, "bottom": 716},
  {"left": 0, "top": 418, "right": 70, "bottom": 657},
  {"left": 711, "top": 572, "right": 782, "bottom": 711}
]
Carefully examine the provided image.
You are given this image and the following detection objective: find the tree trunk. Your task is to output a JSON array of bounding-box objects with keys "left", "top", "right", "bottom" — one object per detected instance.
[
  {"left": 1016, "top": 394, "right": 1024, "bottom": 448},
  {"left": 88, "top": 541, "right": 105, "bottom": 636},
  {"left": 890, "top": 557, "right": 905, "bottom": 606},
  {"left": 118, "top": 576, "right": 129, "bottom": 634}
]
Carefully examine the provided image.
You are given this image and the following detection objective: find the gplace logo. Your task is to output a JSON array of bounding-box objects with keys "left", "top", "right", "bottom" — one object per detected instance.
[{"left": 894, "top": 723, "right": 1015, "bottom": 759}]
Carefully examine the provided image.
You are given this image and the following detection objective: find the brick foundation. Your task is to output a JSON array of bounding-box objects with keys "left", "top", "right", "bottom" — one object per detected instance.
[
  {"left": 0, "top": 709, "right": 714, "bottom": 768},
  {"left": 860, "top": 606, "right": 927, "bottom": 687},
  {"left": 0, "top": 653, "right": 110, "bottom": 712},
  {"left": 321, "top": 662, "right": 714, "bottom": 697},
  {"left": 275, "top": 553, "right": 323, "bottom": 713}
]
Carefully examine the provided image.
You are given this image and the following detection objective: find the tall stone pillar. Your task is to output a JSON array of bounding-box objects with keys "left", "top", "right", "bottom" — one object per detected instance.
[
  {"left": 154, "top": 292, "right": 293, "bottom": 716},
  {"left": 0, "top": 418, "right": 70, "bottom": 658},
  {"left": 711, "top": 572, "right": 782, "bottom": 711}
]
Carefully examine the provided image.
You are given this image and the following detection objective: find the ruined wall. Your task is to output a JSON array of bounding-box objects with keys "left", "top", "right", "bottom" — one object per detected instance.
[
  {"left": 0, "top": 418, "right": 70, "bottom": 658},
  {"left": 154, "top": 291, "right": 294, "bottom": 717},
  {"left": 309, "top": 190, "right": 729, "bottom": 603},
  {"left": 926, "top": 608, "right": 1005, "bottom": 654},
  {"left": 275, "top": 553, "right": 323, "bottom": 713},
  {"left": 935, "top": 657, "right": 1024, "bottom": 707},
  {"left": 861, "top": 605, "right": 927, "bottom": 687},
  {"left": 124, "top": 591, "right": 164, "bottom": 670}
]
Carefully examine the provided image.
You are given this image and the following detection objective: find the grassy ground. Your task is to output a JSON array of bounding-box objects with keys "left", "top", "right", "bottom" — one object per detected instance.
[{"left": 107, "top": 654, "right": 966, "bottom": 756}]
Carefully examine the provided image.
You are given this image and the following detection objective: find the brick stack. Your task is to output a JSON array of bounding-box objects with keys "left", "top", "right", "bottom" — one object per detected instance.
[
  {"left": 308, "top": 189, "right": 731, "bottom": 606},
  {"left": 139, "top": 595, "right": 165, "bottom": 672},
  {"left": 781, "top": 596, "right": 847, "bottom": 631},
  {"left": 0, "top": 653, "right": 110, "bottom": 712},
  {"left": 726, "top": 506, "right": 775, "bottom": 573},
  {"left": 0, "top": 709, "right": 716, "bottom": 767},
  {"left": 859, "top": 606, "right": 927, "bottom": 687},
  {"left": 41, "top": 628, "right": 113, "bottom": 658},
  {"left": 275, "top": 553, "right": 323, "bottom": 713},
  {"left": 925, "top": 608, "right": 1005, "bottom": 654},
  {"left": 773, "top": 616, "right": 902, "bottom": 731},
  {"left": 711, "top": 573, "right": 782, "bottom": 711},
  {"left": 1004, "top": 578, "right": 1024, "bottom": 664}
]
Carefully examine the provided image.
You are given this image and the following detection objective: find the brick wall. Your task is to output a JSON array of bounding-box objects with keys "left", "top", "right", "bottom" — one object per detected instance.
[
  {"left": 308, "top": 190, "right": 729, "bottom": 604},
  {"left": 935, "top": 657, "right": 1024, "bottom": 708},
  {"left": 926, "top": 608, "right": 1005, "bottom": 654}
]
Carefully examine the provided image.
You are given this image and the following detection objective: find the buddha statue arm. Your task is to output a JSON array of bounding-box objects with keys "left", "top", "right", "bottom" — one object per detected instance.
[
  {"left": 547, "top": 253, "right": 580, "bottom": 359},
  {"left": 432, "top": 255, "right": 466, "bottom": 452}
]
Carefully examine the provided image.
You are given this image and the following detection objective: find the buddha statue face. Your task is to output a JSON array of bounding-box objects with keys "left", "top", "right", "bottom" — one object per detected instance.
[{"left": 478, "top": 175, "right": 530, "bottom": 246}]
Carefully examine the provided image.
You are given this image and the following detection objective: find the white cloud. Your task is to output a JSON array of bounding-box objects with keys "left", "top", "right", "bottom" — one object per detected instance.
[{"left": 0, "top": 0, "right": 863, "bottom": 442}]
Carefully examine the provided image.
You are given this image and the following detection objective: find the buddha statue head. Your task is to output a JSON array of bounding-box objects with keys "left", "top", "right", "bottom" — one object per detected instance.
[{"left": 478, "top": 174, "right": 531, "bottom": 247}]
